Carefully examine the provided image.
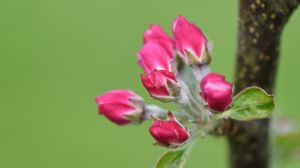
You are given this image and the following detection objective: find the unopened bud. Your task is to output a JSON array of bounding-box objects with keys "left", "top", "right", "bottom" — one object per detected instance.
[
  {"left": 96, "top": 90, "right": 144, "bottom": 125},
  {"left": 149, "top": 112, "right": 189, "bottom": 148},
  {"left": 200, "top": 73, "right": 233, "bottom": 112},
  {"left": 141, "top": 70, "right": 180, "bottom": 102},
  {"left": 172, "top": 16, "right": 211, "bottom": 65}
]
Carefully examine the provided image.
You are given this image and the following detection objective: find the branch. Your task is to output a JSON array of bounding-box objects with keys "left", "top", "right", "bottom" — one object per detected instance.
[
  {"left": 211, "top": 0, "right": 299, "bottom": 168},
  {"left": 229, "top": 0, "right": 299, "bottom": 168}
]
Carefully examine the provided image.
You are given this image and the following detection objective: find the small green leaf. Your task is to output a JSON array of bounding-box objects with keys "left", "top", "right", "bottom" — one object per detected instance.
[
  {"left": 222, "top": 86, "right": 275, "bottom": 121},
  {"left": 155, "top": 149, "right": 186, "bottom": 168}
]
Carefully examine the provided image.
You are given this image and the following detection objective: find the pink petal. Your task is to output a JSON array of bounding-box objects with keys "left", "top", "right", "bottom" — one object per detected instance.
[
  {"left": 137, "top": 43, "right": 172, "bottom": 74},
  {"left": 143, "top": 24, "right": 174, "bottom": 57}
]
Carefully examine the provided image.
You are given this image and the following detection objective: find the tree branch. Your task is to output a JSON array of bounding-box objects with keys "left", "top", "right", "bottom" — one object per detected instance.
[{"left": 226, "top": 0, "right": 299, "bottom": 168}]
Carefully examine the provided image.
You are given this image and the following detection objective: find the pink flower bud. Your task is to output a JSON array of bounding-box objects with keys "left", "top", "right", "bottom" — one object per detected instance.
[
  {"left": 96, "top": 90, "right": 144, "bottom": 125},
  {"left": 137, "top": 43, "right": 172, "bottom": 74},
  {"left": 200, "top": 73, "right": 233, "bottom": 112},
  {"left": 149, "top": 112, "right": 189, "bottom": 148},
  {"left": 141, "top": 70, "right": 180, "bottom": 102},
  {"left": 172, "top": 16, "right": 210, "bottom": 65},
  {"left": 143, "top": 24, "right": 174, "bottom": 57}
]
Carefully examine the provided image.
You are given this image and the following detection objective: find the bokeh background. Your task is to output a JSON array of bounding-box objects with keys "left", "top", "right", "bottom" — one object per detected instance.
[{"left": 0, "top": 0, "right": 299, "bottom": 167}]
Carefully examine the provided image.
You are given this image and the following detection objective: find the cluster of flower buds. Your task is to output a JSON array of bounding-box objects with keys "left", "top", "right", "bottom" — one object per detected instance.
[{"left": 95, "top": 16, "right": 234, "bottom": 148}]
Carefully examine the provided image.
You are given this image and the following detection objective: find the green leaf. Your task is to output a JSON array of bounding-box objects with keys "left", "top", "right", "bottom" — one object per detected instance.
[
  {"left": 155, "top": 149, "right": 186, "bottom": 168},
  {"left": 219, "top": 86, "right": 275, "bottom": 121}
]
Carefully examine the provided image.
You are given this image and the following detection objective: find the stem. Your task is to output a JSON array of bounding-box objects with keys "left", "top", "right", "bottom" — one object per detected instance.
[
  {"left": 144, "top": 104, "right": 191, "bottom": 120},
  {"left": 177, "top": 78, "right": 212, "bottom": 122},
  {"left": 143, "top": 104, "right": 169, "bottom": 119},
  {"left": 228, "top": 0, "right": 299, "bottom": 168},
  {"left": 191, "top": 65, "right": 211, "bottom": 82}
]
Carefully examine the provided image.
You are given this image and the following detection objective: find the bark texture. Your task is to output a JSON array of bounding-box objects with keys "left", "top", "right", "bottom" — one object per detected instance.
[{"left": 228, "top": 0, "right": 299, "bottom": 168}]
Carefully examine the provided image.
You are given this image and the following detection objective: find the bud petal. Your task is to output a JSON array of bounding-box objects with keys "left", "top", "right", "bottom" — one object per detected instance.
[
  {"left": 143, "top": 24, "right": 174, "bottom": 57},
  {"left": 200, "top": 73, "right": 233, "bottom": 112},
  {"left": 96, "top": 90, "right": 144, "bottom": 125},
  {"left": 141, "top": 70, "right": 180, "bottom": 102},
  {"left": 137, "top": 43, "right": 172, "bottom": 74},
  {"left": 172, "top": 16, "right": 210, "bottom": 65},
  {"left": 149, "top": 112, "right": 189, "bottom": 148}
]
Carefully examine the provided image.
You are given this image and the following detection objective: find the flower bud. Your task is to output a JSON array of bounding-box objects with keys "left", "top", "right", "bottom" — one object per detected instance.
[
  {"left": 200, "top": 73, "right": 233, "bottom": 112},
  {"left": 143, "top": 24, "right": 174, "bottom": 57},
  {"left": 149, "top": 112, "right": 189, "bottom": 148},
  {"left": 172, "top": 16, "right": 210, "bottom": 65},
  {"left": 141, "top": 70, "right": 180, "bottom": 102},
  {"left": 95, "top": 90, "right": 144, "bottom": 125},
  {"left": 137, "top": 43, "right": 172, "bottom": 74}
]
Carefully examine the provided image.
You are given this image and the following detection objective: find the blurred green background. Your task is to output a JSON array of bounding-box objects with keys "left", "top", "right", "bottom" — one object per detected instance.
[{"left": 0, "top": 0, "right": 299, "bottom": 167}]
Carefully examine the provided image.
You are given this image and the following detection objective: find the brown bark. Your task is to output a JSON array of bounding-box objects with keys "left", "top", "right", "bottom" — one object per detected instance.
[{"left": 228, "top": 0, "right": 299, "bottom": 168}]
